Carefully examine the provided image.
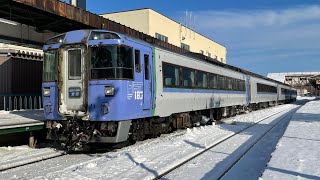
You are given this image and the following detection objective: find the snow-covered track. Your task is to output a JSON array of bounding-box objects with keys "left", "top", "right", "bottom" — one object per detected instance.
[
  {"left": 0, "top": 149, "right": 65, "bottom": 172},
  {"left": 156, "top": 105, "right": 301, "bottom": 179}
]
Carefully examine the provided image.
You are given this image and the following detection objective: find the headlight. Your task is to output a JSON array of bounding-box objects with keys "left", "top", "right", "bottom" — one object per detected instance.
[
  {"left": 43, "top": 88, "right": 50, "bottom": 97},
  {"left": 105, "top": 86, "right": 114, "bottom": 96}
]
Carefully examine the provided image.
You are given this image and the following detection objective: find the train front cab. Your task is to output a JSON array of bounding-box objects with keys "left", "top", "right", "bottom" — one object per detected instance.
[{"left": 42, "top": 30, "right": 155, "bottom": 144}]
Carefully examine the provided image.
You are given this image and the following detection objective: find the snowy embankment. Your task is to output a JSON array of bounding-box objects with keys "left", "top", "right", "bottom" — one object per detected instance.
[
  {"left": 0, "top": 110, "right": 61, "bottom": 171},
  {"left": 262, "top": 100, "right": 320, "bottom": 179},
  {"left": 296, "top": 96, "right": 317, "bottom": 101},
  {"left": 28, "top": 104, "right": 297, "bottom": 180},
  {"left": 164, "top": 104, "right": 297, "bottom": 180}
]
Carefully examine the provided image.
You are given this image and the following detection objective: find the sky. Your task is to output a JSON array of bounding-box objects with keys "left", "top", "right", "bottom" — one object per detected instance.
[{"left": 75, "top": 0, "right": 319, "bottom": 75}]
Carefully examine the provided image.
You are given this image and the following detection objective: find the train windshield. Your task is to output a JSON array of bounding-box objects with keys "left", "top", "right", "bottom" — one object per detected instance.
[
  {"left": 43, "top": 50, "right": 58, "bottom": 82},
  {"left": 90, "top": 45, "right": 133, "bottom": 80}
]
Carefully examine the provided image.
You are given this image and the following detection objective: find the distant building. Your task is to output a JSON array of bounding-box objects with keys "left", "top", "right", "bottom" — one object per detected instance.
[
  {"left": 267, "top": 72, "right": 320, "bottom": 96},
  {"left": 70, "top": 0, "right": 86, "bottom": 10},
  {"left": 101, "top": 8, "right": 227, "bottom": 63}
]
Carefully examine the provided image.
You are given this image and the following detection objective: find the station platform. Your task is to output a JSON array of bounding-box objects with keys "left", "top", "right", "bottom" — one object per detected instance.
[
  {"left": 0, "top": 110, "right": 44, "bottom": 135},
  {"left": 0, "top": 110, "right": 45, "bottom": 147},
  {"left": 262, "top": 100, "right": 320, "bottom": 179}
]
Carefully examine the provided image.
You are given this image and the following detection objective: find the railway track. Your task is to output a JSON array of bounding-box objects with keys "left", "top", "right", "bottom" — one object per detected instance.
[
  {"left": 155, "top": 104, "right": 302, "bottom": 179},
  {"left": 0, "top": 148, "right": 65, "bottom": 172},
  {"left": 1, "top": 103, "right": 301, "bottom": 175}
]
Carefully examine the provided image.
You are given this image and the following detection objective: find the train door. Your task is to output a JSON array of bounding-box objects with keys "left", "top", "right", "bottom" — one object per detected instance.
[
  {"left": 246, "top": 75, "right": 251, "bottom": 105},
  {"left": 59, "top": 45, "right": 86, "bottom": 115},
  {"left": 142, "top": 51, "right": 152, "bottom": 110},
  {"left": 277, "top": 85, "right": 280, "bottom": 103}
]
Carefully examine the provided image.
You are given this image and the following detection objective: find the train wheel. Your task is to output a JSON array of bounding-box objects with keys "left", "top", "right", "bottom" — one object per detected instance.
[
  {"left": 214, "top": 108, "right": 222, "bottom": 121},
  {"left": 131, "top": 119, "right": 145, "bottom": 141}
]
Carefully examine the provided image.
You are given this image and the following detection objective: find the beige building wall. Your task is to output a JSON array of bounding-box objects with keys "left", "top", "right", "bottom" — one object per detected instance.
[
  {"left": 101, "top": 9, "right": 150, "bottom": 36},
  {"left": 102, "top": 8, "right": 227, "bottom": 63}
]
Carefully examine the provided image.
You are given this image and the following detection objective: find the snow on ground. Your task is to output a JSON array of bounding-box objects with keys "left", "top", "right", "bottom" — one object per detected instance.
[
  {"left": 0, "top": 145, "right": 63, "bottom": 171},
  {"left": 4, "top": 101, "right": 318, "bottom": 180},
  {"left": 0, "top": 110, "right": 44, "bottom": 127},
  {"left": 164, "top": 105, "right": 297, "bottom": 180},
  {"left": 11, "top": 104, "right": 294, "bottom": 180},
  {"left": 262, "top": 100, "right": 320, "bottom": 180},
  {"left": 296, "top": 96, "right": 317, "bottom": 101}
]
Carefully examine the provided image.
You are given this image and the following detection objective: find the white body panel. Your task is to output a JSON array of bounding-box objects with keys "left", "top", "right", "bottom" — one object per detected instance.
[
  {"left": 153, "top": 48, "right": 247, "bottom": 117},
  {"left": 278, "top": 84, "right": 287, "bottom": 101}
]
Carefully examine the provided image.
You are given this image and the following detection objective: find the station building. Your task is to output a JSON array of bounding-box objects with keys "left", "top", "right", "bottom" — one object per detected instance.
[
  {"left": 101, "top": 8, "right": 227, "bottom": 63},
  {"left": 267, "top": 72, "right": 320, "bottom": 96}
]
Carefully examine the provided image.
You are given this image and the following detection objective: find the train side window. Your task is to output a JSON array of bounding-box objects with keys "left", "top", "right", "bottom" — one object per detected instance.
[
  {"left": 257, "top": 83, "right": 277, "bottom": 93},
  {"left": 242, "top": 80, "right": 245, "bottom": 91},
  {"left": 183, "top": 68, "right": 195, "bottom": 87},
  {"left": 144, "top": 54, "right": 150, "bottom": 80},
  {"left": 197, "top": 71, "right": 203, "bottom": 88},
  {"left": 234, "top": 79, "right": 239, "bottom": 91},
  {"left": 208, "top": 74, "right": 214, "bottom": 89},
  {"left": 163, "top": 63, "right": 180, "bottom": 87},
  {"left": 213, "top": 74, "right": 218, "bottom": 89},
  {"left": 135, "top": 50, "right": 141, "bottom": 72},
  {"left": 219, "top": 76, "right": 226, "bottom": 90},
  {"left": 197, "top": 71, "right": 208, "bottom": 88},
  {"left": 204, "top": 73, "right": 208, "bottom": 88},
  {"left": 240, "top": 80, "right": 245, "bottom": 91},
  {"left": 227, "top": 78, "right": 232, "bottom": 90}
]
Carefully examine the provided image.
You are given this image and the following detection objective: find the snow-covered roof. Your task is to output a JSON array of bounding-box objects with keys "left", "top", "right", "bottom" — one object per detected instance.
[
  {"left": 267, "top": 72, "right": 320, "bottom": 83},
  {"left": 0, "top": 43, "right": 43, "bottom": 61}
]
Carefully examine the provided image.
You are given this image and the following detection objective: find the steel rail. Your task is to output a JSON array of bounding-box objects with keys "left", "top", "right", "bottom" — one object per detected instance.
[
  {"left": 216, "top": 106, "right": 300, "bottom": 179},
  {"left": 155, "top": 105, "right": 301, "bottom": 179},
  {"left": 1, "top": 103, "right": 303, "bottom": 173},
  {"left": 0, "top": 151, "right": 65, "bottom": 172}
]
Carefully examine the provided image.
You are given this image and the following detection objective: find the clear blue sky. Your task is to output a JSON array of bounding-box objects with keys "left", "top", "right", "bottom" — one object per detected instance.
[{"left": 76, "top": 0, "right": 320, "bottom": 75}]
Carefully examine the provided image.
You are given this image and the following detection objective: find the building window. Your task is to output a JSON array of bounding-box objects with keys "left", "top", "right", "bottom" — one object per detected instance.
[
  {"left": 200, "top": 50, "right": 204, "bottom": 55},
  {"left": 181, "top": 43, "right": 190, "bottom": 51},
  {"left": 208, "top": 53, "right": 211, "bottom": 58},
  {"left": 155, "top": 33, "right": 168, "bottom": 43}
]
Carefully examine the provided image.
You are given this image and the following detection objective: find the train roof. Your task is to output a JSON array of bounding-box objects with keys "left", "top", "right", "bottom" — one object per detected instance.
[
  {"left": 44, "top": 29, "right": 294, "bottom": 90},
  {"left": 153, "top": 45, "right": 294, "bottom": 89}
]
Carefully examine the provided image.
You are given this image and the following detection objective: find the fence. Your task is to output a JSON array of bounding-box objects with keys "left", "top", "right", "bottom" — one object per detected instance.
[{"left": 0, "top": 94, "right": 42, "bottom": 111}]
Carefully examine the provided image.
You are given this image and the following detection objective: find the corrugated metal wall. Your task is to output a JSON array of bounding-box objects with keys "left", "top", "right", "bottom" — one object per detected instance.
[
  {"left": 0, "top": 57, "right": 42, "bottom": 110},
  {"left": 0, "top": 56, "right": 12, "bottom": 94},
  {"left": 0, "top": 57, "right": 42, "bottom": 94},
  {"left": 11, "top": 58, "right": 42, "bottom": 94}
]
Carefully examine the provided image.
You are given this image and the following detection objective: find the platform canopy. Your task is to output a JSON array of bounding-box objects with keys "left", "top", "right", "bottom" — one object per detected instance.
[
  {"left": 0, "top": 0, "right": 188, "bottom": 55},
  {"left": 0, "top": 0, "right": 96, "bottom": 32},
  {"left": 309, "top": 74, "right": 320, "bottom": 89}
]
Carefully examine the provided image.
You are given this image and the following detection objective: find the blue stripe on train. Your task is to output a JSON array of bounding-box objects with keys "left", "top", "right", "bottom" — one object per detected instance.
[{"left": 163, "top": 88, "right": 246, "bottom": 94}]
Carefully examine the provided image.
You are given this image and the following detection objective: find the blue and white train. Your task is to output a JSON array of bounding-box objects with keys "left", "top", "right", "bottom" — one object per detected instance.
[{"left": 42, "top": 30, "right": 297, "bottom": 149}]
